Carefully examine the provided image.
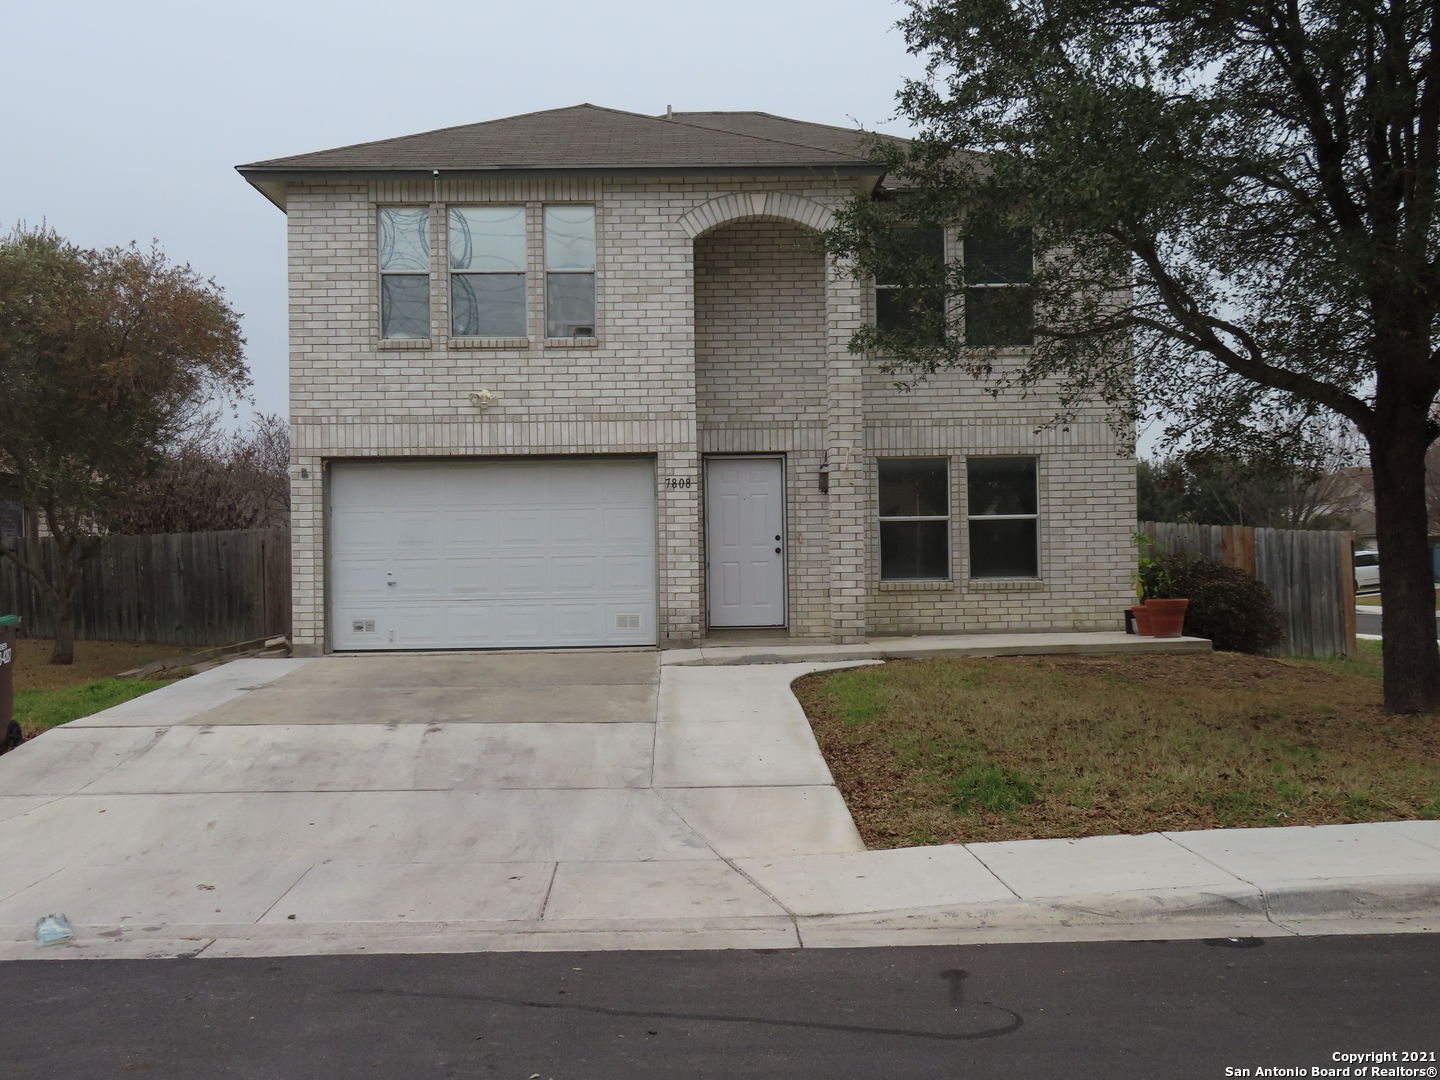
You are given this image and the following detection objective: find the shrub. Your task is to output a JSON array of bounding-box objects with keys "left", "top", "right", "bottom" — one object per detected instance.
[{"left": 1140, "top": 553, "right": 1285, "bottom": 654}]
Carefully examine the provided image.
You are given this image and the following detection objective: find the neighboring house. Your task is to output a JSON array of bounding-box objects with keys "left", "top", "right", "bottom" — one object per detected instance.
[{"left": 237, "top": 104, "right": 1134, "bottom": 656}]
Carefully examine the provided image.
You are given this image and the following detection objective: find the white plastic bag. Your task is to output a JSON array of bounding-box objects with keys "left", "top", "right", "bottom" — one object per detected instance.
[{"left": 35, "top": 913, "right": 73, "bottom": 947}]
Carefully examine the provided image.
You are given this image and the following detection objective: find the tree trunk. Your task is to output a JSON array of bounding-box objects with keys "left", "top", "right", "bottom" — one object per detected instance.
[
  {"left": 49, "top": 600, "right": 75, "bottom": 665},
  {"left": 1370, "top": 424, "right": 1440, "bottom": 711}
]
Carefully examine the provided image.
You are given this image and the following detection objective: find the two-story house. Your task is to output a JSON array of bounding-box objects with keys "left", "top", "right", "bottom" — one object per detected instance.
[{"left": 237, "top": 104, "right": 1135, "bottom": 656}]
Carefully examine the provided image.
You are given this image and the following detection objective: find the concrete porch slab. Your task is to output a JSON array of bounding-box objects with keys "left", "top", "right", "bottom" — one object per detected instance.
[{"left": 662, "top": 631, "right": 1212, "bottom": 667}]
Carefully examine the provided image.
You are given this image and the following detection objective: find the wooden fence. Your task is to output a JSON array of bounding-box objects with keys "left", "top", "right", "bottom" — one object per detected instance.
[
  {"left": 0, "top": 528, "right": 290, "bottom": 647},
  {"left": 1138, "top": 521, "right": 1356, "bottom": 659}
]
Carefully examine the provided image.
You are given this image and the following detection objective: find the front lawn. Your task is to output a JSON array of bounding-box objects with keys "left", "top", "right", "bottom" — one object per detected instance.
[{"left": 793, "top": 641, "right": 1440, "bottom": 846}]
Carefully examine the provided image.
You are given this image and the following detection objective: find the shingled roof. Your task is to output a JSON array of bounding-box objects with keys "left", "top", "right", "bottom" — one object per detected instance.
[{"left": 238, "top": 104, "right": 895, "bottom": 177}]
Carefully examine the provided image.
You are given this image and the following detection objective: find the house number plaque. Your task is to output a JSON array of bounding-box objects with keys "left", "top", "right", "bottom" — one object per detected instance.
[{"left": 661, "top": 477, "right": 693, "bottom": 490}]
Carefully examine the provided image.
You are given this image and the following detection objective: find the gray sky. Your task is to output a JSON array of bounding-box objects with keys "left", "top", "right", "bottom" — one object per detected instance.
[{"left": 2, "top": 0, "right": 923, "bottom": 423}]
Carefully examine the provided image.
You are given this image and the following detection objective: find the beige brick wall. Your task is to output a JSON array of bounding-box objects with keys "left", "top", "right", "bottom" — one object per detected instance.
[{"left": 283, "top": 174, "right": 1133, "bottom": 651}]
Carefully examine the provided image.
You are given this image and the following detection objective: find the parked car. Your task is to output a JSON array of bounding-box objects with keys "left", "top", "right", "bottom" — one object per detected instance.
[{"left": 1354, "top": 549, "right": 1381, "bottom": 592}]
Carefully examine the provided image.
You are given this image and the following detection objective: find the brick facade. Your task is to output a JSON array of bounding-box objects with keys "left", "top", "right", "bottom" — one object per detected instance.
[{"left": 282, "top": 175, "right": 1134, "bottom": 653}]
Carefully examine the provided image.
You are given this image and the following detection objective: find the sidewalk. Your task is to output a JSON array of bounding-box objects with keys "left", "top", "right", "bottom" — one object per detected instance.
[{"left": 0, "top": 633, "right": 1434, "bottom": 959}]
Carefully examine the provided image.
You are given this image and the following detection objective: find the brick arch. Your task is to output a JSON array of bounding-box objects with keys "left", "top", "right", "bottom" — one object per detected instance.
[{"left": 677, "top": 192, "right": 834, "bottom": 239}]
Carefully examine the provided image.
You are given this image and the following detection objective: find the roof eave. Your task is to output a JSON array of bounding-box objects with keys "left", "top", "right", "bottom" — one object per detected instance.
[{"left": 237, "top": 163, "right": 887, "bottom": 210}]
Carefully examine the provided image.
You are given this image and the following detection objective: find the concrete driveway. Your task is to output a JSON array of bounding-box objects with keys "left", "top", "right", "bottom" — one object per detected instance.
[
  {"left": 3, "top": 637, "right": 1439, "bottom": 958},
  {"left": 0, "top": 651, "right": 868, "bottom": 957}
]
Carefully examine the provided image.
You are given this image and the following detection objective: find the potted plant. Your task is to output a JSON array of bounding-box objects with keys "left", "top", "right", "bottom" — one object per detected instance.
[{"left": 1134, "top": 537, "right": 1189, "bottom": 638}]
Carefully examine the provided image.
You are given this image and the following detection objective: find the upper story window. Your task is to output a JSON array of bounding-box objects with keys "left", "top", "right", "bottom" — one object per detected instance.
[
  {"left": 874, "top": 225, "right": 945, "bottom": 343},
  {"left": 449, "top": 207, "right": 527, "bottom": 338},
  {"left": 963, "top": 229, "right": 1033, "bottom": 347},
  {"left": 378, "top": 207, "right": 431, "bottom": 339},
  {"left": 968, "top": 456, "right": 1039, "bottom": 578},
  {"left": 878, "top": 457, "right": 950, "bottom": 580},
  {"left": 544, "top": 206, "right": 596, "bottom": 338}
]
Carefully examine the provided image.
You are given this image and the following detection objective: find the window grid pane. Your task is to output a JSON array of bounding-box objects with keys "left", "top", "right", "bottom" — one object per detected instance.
[
  {"left": 878, "top": 458, "right": 950, "bottom": 581},
  {"left": 379, "top": 208, "right": 429, "bottom": 272},
  {"left": 881, "top": 520, "right": 950, "bottom": 580},
  {"left": 448, "top": 207, "right": 526, "bottom": 272},
  {"left": 546, "top": 273, "right": 596, "bottom": 337},
  {"left": 451, "top": 273, "right": 526, "bottom": 338},
  {"left": 967, "top": 457, "right": 1039, "bottom": 579},
  {"left": 381, "top": 274, "right": 430, "bottom": 339},
  {"left": 544, "top": 206, "right": 596, "bottom": 270}
]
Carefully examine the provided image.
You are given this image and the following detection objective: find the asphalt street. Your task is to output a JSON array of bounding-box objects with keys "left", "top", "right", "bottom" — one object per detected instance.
[
  {"left": 1354, "top": 608, "right": 1440, "bottom": 636},
  {"left": 2, "top": 935, "right": 1436, "bottom": 1079}
]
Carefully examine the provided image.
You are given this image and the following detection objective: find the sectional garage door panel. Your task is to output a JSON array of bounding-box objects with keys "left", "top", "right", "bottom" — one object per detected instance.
[{"left": 330, "top": 459, "right": 657, "bottom": 650}]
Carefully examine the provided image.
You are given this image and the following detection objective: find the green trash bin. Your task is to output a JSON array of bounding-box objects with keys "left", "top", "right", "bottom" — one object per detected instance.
[{"left": 0, "top": 615, "right": 18, "bottom": 752}]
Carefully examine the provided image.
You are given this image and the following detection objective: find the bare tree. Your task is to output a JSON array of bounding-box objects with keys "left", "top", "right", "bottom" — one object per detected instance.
[{"left": 104, "top": 413, "right": 289, "bottom": 534}]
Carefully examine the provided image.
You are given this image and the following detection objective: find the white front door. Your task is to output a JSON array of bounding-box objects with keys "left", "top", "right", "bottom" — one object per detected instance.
[{"left": 705, "top": 457, "right": 786, "bottom": 628}]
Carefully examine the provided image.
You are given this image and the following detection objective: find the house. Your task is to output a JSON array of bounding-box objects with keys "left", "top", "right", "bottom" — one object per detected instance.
[{"left": 237, "top": 104, "right": 1135, "bottom": 656}]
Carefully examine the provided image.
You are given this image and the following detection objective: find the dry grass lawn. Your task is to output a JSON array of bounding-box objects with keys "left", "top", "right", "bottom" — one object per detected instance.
[
  {"left": 793, "top": 642, "right": 1440, "bottom": 846},
  {"left": 11, "top": 638, "right": 181, "bottom": 691}
]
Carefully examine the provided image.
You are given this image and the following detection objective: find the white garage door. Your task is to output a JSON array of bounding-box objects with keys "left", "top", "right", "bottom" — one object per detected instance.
[{"left": 329, "top": 458, "right": 656, "bottom": 650}]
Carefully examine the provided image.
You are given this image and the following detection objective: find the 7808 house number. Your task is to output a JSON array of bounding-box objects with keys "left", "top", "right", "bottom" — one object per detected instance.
[{"left": 662, "top": 477, "right": 694, "bottom": 490}]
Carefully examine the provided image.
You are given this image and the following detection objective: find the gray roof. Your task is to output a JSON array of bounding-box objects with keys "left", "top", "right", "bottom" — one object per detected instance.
[{"left": 238, "top": 104, "right": 897, "bottom": 176}]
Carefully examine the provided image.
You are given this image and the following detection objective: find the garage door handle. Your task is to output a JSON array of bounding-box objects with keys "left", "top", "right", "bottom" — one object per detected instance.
[{"left": 387, "top": 581, "right": 397, "bottom": 586}]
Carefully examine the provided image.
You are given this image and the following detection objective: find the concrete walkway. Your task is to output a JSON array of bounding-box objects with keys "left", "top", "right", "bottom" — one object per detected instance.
[{"left": 0, "top": 633, "right": 1435, "bottom": 959}]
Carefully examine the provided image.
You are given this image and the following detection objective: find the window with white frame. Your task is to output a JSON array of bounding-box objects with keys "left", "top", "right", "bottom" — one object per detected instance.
[
  {"left": 378, "top": 207, "right": 431, "bottom": 339},
  {"left": 874, "top": 225, "right": 945, "bottom": 343},
  {"left": 449, "top": 206, "right": 527, "bottom": 338},
  {"left": 544, "top": 205, "right": 596, "bottom": 337},
  {"left": 967, "top": 457, "right": 1039, "bottom": 577},
  {"left": 878, "top": 458, "right": 950, "bottom": 580},
  {"left": 963, "top": 229, "right": 1034, "bottom": 347}
]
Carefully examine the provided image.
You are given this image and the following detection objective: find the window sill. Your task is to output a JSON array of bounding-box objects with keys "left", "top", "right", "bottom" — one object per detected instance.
[
  {"left": 967, "top": 578, "right": 1045, "bottom": 591},
  {"left": 377, "top": 338, "right": 432, "bottom": 350},
  {"left": 450, "top": 337, "right": 530, "bottom": 349},
  {"left": 544, "top": 337, "right": 601, "bottom": 348},
  {"left": 877, "top": 580, "right": 955, "bottom": 592}
]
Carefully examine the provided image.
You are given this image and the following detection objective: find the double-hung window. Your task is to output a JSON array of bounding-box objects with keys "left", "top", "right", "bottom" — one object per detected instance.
[
  {"left": 875, "top": 225, "right": 945, "bottom": 343},
  {"left": 544, "top": 205, "right": 596, "bottom": 338},
  {"left": 967, "top": 457, "right": 1039, "bottom": 578},
  {"left": 449, "top": 207, "right": 527, "bottom": 338},
  {"left": 878, "top": 458, "right": 950, "bottom": 580},
  {"left": 378, "top": 207, "right": 431, "bottom": 339},
  {"left": 963, "top": 229, "right": 1034, "bottom": 347}
]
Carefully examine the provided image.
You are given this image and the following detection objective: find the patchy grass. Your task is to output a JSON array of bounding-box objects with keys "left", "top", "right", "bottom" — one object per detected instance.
[
  {"left": 793, "top": 641, "right": 1440, "bottom": 846},
  {"left": 14, "top": 679, "right": 171, "bottom": 739},
  {"left": 11, "top": 638, "right": 182, "bottom": 691}
]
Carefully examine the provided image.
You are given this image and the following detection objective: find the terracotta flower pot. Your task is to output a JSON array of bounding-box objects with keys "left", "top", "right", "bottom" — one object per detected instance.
[
  {"left": 1146, "top": 598, "right": 1189, "bottom": 638},
  {"left": 1131, "top": 604, "right": 1153, "bottom": 636}
]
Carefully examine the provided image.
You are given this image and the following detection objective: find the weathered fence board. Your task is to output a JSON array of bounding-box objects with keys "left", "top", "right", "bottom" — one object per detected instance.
[
  {"left": 0, "top": 528, "right": 290, "bottom": 647},
  {"left": 1139, "top": 521, "right": 1354, "bottom": 658}
]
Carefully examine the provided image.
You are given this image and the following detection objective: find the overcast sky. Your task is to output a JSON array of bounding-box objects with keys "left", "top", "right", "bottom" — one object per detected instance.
[{"left": 2, "top": 0, "right": 924, "bottom": 424}]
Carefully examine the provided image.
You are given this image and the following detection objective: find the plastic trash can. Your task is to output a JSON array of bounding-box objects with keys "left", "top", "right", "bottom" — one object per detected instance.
[{"left": 0, "top": 615, "right": 18, "bottom": 752}]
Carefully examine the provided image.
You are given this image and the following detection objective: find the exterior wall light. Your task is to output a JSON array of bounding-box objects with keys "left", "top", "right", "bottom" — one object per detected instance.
[
  {"left": 468, "top": 389, "right": 498, "bottom": 408},
  {"left": 818, "top": 453, "right": 830, "bottom": 495}
]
